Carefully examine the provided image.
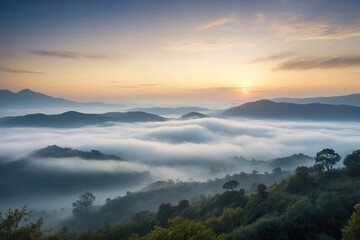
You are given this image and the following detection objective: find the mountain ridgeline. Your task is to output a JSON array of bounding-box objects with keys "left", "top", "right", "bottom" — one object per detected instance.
[
  {"left": 33, "top": 145, "right": 123, "bottom": 160},
  {"left": 2, "top": 89, "right": 360, "bottom": 125},
  {"left": 0, "top": 111, "right": 166, "bottom": 127},
  {"left": 232, "top": 153, "right": 314, "bottom": 171},
  {"left": 2, "top": 100, "right": 360, "bottom": 128},
  {"left": 222, "top": 100, "right": 360, "bottom": 121},
  {"left": 128, "top": 107, "right": 210, "bottom": 116},
  {"left": 273, "top": 93, "right": 360, "bottom": 107},
  {"left": 0, "top": 89, "right": 117, "bottom": 109}
]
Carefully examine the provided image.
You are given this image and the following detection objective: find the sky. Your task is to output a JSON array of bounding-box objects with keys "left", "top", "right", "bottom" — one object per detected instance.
[{"left": 0, "top": 0, "right": 360, "bottom": 104}]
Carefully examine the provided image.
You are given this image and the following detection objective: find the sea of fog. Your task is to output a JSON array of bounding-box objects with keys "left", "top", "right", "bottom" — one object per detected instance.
[{"left": 1, "top": 117, "right": 360, "bottom": 210}]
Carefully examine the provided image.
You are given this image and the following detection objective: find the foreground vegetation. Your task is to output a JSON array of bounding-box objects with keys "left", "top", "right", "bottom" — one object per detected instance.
[{"left": 1, "top": 149, "right": 360, "bottom": 240}]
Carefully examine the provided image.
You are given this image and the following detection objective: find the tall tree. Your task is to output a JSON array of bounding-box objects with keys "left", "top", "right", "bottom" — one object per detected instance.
[
  {"left": 222, "top": 180, "right": 240, "bottom": 191},
  {"left": 344, "top": 150, "right": 360, "bottom": 175},
  {"left": 257, "top": 184, "right": 267, "bottom": 199},
  {"left": 72, "top": 192, "right": 96, "bottom": 214},
  {"left": 315, "top": 148, "right": 341, "bottom": 171}
]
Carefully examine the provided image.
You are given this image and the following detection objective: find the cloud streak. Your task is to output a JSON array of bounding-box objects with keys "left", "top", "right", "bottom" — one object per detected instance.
[
  {"left": 0, "top": 66, "right": 44, "bottom": 75},
  {"left": 112, "top": 84, "right": 157, "bottom": 89},
  {"left": 201, "top": 16, "right": 236, "bottom": 30},
  {"left": 269, "top": 14, "right": 360, "bottom": 41},
  {"left": 251, "top": 53, "right": 293, "bottom": 63},
  {"left": 162, "top": 39, "right": 234, "bottom": 52},
  {"left": 275, "top": 56, "right": 360, "bottom": 70},
  {"left": 31, "top": 50, "right": 118, "bottom": 60}
]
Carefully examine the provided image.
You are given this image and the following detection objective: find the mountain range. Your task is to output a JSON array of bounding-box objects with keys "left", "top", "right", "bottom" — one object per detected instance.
[
  {"left": 1, "top": 100, "right": 360, "bottom": 128},
  {"left": 2, "top": 89, "right": 360, "bottom": 110},
  {"left": 128, "top": 107, "right": 210, "bottom": 116},
  {"left": 0, "top": 111, "right": 166, "bottom": 127},
  {"left": 223, "top": 99, "right": 360, "bottom": 121},
  {"left": 2, "top": 89, "right": 360, "bottom": 126},
  {"left": 273, "top": 93, "right": 360, "bottom": 107},
  {"left": 0, "top": 89, "right": 118, "bottom": 109}
]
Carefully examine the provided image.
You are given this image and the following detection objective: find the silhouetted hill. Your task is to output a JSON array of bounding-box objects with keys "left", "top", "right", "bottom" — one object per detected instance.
[
  {"left": 273, "top": 93, "right": 360, "bottom": 107},
  {"left": 33, "top": 145, "right": 123, "bottom": 160},
  {"left": 0, "top": 111, "right": 166, "bottom": 128},
  {"left": 128, "top": 107, "right": 209, "bottom": 116},
  {"left": 180, "top": 112, "right": 208, "bottom": 119},
  {"left": 0, "top": 89, "right": 118, "bottom": 109},
  {"left": 63, "top": 153, "right": 315, "bottom": 229},
  {"left": 269, "top": 153, "right": 313, "bottom": 169},
  {"left": 232, "top": 153, "right": 314, "bottom": 171},
  {"left": 64, "top": 170, "right": 292, "bottom": 229},
  {"left": 222, "top": 100, "right": 360, "bottom": 121},
  {"left": 61, "top": 167, "right": 360, "bottom": 240},
  {"left": 103, "top": 112, "right": 166, "bottom": 122},
  {"left": 0, "top": 157, "right": 152, "bottom": 203}
]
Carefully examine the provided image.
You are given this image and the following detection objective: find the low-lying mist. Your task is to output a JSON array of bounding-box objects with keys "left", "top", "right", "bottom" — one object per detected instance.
[
  {"left": 1, "top": 117, "right": 359, "bottom": 211},
  {"left": 1, "top": 118, "right": 359, "bottom": 161}
]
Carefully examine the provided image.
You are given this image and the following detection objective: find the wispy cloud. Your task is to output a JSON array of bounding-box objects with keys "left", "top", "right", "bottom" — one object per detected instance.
[
  {"left": 275, "top": 56, "right": 360, "bottom": 70},
  {"left": 201, "top": 16, "right": 236, "bottom": 30},
  {"left": 112, "top": 84, "right": 158, "bottom": 89},
  {"left": 0, "top": 66, "right": 44, "bottom": 75},
  {"left": 31, "top": 50, "right": 118, "bottom": 60},
  {"left": 269, "top": 14, "right": 360, "bottom": 41},
  {"left": 162, "top": 39, "right": 234, "bottom": 53},
  {"left": 138, "top": 84, "right": 157, "bottom": 87},
  {"left": 113, "top": 86, "right": 139, "bottom": 89},
  {"left": 200, "top": 87, "right": 239, "bottom": 91},
  {"left": 251, "top": 52, "right": 293, "bottom": 63}
]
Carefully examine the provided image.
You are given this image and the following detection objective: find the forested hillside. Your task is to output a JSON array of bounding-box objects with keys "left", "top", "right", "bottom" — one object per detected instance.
[{"left": 1, "top": 148, "right": 360, "bottom": 240}]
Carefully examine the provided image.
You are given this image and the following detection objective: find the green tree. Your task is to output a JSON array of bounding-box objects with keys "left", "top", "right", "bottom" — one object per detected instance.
[
  {"left": 272, "top": 167, "right": 282, "bottom": 175},
  {"left": 342, "top": 203, "right": 360, "bottom": 240},
  {"left": 141, "top": 217, "right": 217, "bottom": 240},
  {"left": 206, "top": 207, "right": 244, "bottom": 234},
  {"left": 344, "top": 150, "right": 360, "bottom": 175},
  {"left": 230, "top": 215, "right": 286, "bottom": 240},
  {"left": 222, "top": 180, "right": 240, "bottom": 191},
  {"left": 0, "top": 207, "right": 43, "bottom": 240},
  {"left": 313, "top": 163, "right": 325, "bottom": 174},
  {"left": 284, "top": 198, "right": 319, "bottom": 240},
  {"left": 257, "top": 184, "right": 267, "bottom": 199},
  {"left": 72, "top": 192, "right": 96, "bottom": 214},
  {"left": 286, "top": 167, "right": 313, "bottom": 194},
  {"left": 315, "top": 148, "right": 341, "bottom": 171},
  {"left": 156, "top": 203, "right": 174, "bottom": 227}
]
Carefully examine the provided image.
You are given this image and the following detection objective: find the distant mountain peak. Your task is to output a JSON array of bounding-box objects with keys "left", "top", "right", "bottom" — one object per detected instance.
[
  {"left": 18, "top": 88, "right": 35, "bottom": 94},
  {"left": 61, "top": 111, "right": 83, "bottom": 116},
  {"left": 181, "top": 112, "right": 208, "bottom": 119}
]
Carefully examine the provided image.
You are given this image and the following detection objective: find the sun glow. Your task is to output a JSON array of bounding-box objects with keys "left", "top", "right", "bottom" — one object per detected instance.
[
  {"left": 242, "top": 88, "right": 248, "bottom": 95},
  {"left": 238, "top": 79, "right": 252, "bottom": 96}
]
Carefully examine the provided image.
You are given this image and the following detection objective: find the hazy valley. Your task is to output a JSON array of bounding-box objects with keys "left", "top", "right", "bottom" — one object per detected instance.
[{"left": 1, "top": 1, "right": 360, "bottom": 238}]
